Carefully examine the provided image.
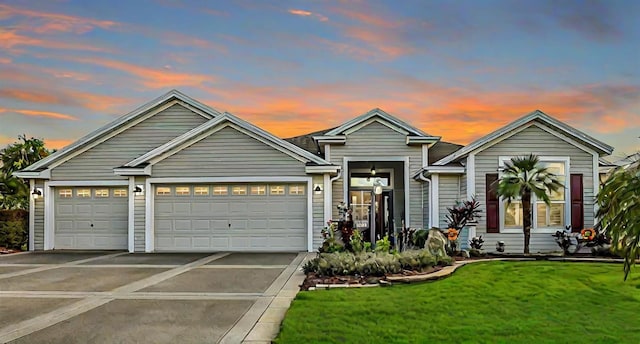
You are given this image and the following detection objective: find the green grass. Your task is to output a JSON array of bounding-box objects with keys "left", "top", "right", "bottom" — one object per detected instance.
[{"left": 275, "top": 262, "right": 640, "bottom": 344}]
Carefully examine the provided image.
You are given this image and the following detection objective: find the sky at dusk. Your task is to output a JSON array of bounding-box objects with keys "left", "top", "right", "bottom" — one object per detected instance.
[{"left": 1, "top": 0, "right": 639, "bottom": 158}]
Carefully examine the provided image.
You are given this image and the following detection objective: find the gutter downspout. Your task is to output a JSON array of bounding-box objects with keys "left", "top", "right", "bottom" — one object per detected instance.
[
  {"left": 325, "top": 168, "right": 342, "bottom": 221},
  {"left": 418, "top": 170, "right": 432, "bottom": 228}
]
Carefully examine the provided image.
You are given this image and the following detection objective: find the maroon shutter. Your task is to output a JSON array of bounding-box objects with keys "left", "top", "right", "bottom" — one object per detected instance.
[
  {"left": 486, "top": 174, "right": 499, "bottom": 233},
  {"left": 570, "top": 174, "right": 584, "bottom": 232}
]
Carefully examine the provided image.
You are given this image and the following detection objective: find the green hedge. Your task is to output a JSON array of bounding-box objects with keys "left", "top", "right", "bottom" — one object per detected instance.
[{"left": 0, "top": 209, "right": 28, "bottom": 250}]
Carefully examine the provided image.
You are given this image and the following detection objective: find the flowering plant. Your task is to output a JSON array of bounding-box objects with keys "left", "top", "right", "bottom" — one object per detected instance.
[{"left": 580, "top": 228, "right": 596, "bottom": 241}]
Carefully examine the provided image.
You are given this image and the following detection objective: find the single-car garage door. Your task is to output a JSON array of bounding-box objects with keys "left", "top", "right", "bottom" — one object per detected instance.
[
  {"left": 54, "top": 187, "right": 128, "bottom": 249},
  {"left": 154, "top": 183, "right": 307, "bottom": 251}
]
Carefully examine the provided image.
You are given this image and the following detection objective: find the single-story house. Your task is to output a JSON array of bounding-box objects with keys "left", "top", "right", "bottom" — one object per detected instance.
[{"left": 15, "top": 90, "right": 614, "bottom": 253}]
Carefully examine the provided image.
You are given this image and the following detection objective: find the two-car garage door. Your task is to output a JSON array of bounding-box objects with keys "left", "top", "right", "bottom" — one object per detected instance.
[{"left": 154, "top": 183, "right": 307, "bottom": 251}]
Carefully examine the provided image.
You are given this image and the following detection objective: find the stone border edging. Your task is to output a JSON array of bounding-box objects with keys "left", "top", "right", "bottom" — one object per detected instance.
[{"left": 308, "top": 256, "right": 633, "bottom": 289}]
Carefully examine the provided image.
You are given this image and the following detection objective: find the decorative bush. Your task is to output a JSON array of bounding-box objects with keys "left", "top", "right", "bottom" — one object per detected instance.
[
  {"left": 303, "top": 250, "right": 452, "bottom": 277},
  {"left": 0, "top": 209, "right": 28, "bottom": 249}
]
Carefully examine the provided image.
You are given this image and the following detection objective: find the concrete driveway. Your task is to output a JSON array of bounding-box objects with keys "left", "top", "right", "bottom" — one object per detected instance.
[{"left": 0, "top": 251, "right": 306, "bottom": 343}]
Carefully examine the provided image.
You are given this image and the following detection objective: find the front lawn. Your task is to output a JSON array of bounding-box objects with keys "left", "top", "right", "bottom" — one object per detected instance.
[{"left": 276, "top": 262, "right": 640, "bottom": 343}]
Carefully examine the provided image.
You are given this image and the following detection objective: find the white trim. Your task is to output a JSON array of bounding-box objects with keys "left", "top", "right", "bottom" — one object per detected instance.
[
  {"left": 592, "top": 152, "right": 599, "bottom": 221},
  {"left": 13, "top": 169, "right": 50, "bottom": 179},
  {"left": 533, "top": 122, "right": 599, "bottom": 156},
  {"left": 466, "top": 153, "right": 475, "bottom": 200},
  {"left": 128, "top": 177, "right": 135, "bottom": 253},
  {"left": 323, "top": 173, "right": 331, "bottom": 224},
  {"left": 498, "top": 156, "right": 571, "bottom": 233},
  {"left": 324, "top": 144, "right": 331, "bottom": 161},
  {"left": 407, "top": 136, "right": 440, "bottom": 145},
  {"left": 307, "top": 179, "right": 313, "bottom": 252},
  {"left": 28, "top": 179, "right": 35, "bottom": 251},
  {"left": 305, "top": 165, "right": 340, "bottom": 173},
  {"left": 431, "top": 174, "right": 439, "bottom": 228},
  {"left": 435, "top": 111, "right": 613, "bottom": 165},
  {"left": 147, "top": 176, "right": 312, "bottom": 183},
  {"left": 46, "top": 180, "right": 129, "bottom": 186},
  {"left": 344, "top": 117, "right": 410, "bottom": 136},
  {"left": 424, "top": 166, "right": 466, "bottom": 174},
  {"left": 421, "top": 144, "right": 428, "bottom": 167},
  {"left": 24, "top": 90, "right": 220, "bottom": 172},
  {"left": 403, "top": 157, "right": 410, "bottom": 226},
  {"left": 314, "top": 136, "right": 346, "bottom": 145},
  {"left": 145, "top": 179, "right": 153, "bottom": 252},
  {"left": 325, "top": 108, "right": 428, "bottom": 137},
  {"left": 43, "top": 182, "right": 54, "bottom": 250},
  {"left": 114, "top": 165, "right": 152, "bottom": 176}
]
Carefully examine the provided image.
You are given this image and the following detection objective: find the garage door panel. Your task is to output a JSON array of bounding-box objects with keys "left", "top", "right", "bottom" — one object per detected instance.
[
  {"left": 91, "top": 220, "right": 112, "bottom": 230},
  {"left": 154, "top": 183, "right": 306, "bottom": 251},
  {"left": 76, "top": 204, "right": 92, "bottom": 214},
  {"left": 58, "top": 204, "right": 74, "bottom": 215}
]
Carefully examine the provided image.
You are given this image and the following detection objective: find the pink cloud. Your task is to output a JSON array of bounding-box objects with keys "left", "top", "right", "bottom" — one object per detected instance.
[
  {"left": 0, "top": 107, "right": 77, "bottom": 120},
  {"left": 0, "top": 4, "right": 118, "bottom": 34}
]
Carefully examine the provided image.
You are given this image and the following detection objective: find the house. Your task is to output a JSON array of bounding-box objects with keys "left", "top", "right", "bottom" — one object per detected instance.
[{"left": 15, "top": 90, "right": 614, "bottom": 253}]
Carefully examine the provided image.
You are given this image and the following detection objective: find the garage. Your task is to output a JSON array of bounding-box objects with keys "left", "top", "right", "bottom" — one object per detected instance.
[
  {"left": 54, "top": 187, "right": 129, "bottom": 249},
  {"left": 154, "top": 183, "right": 307, "bottom": 251}
]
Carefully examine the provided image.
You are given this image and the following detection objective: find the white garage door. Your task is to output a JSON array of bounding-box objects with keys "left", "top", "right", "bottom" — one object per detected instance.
[
  {"left": 154, "top": 183, "right": 307, "bottom": 251},
  {"left": 54, "top": 187, "right": 128, "bottom": 250}
]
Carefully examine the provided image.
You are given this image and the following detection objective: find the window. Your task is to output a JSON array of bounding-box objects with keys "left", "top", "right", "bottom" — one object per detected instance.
[
  {"left": 113, "top": 189, "right": 128, "bottom": 197},
  {"left": 175, "top": 186, "right": 190, "bottom": 196},
  {"left": 250, "top": 185, "right": 266, "bottom": 195},
  {"left": 536, "top": 162, "right": 566, "bottom": 228},
  {"left": 350, "top": 174, "right": 390, "bottom": 187},
  {"left": 232, "top": 185, "right": 247, "bottom": 195},
  {"left": 213, "top": 186, "right": 228, "bottom": 195},
  {"left": 77, "top": 189, "right": 91, "bottom": 198},
  {"left": 270, "top": 185, "right": 285, "bottom": 195},
  {"left": 500, "top": 157, "right": 568, "bottom": 232},
  {"left": 95, "top": 189, "right": 109, "bottom": 198},
  {"left": 194, "top": 186, "right": 209, "bottom": 196},
  {"left": 156, "top": 187, "right": 171, "bottom": 196},
  {"left": 59, "top": 189, "right": 72, "bottom": 198},
  {"left": 289, "top": 184, "right": 305, "bottom": 195}
]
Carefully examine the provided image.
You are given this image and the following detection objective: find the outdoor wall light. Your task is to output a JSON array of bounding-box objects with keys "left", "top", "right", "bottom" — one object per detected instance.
[
  {"left": 32, "top": 188, "right": 43, "bottom": 199},
  {"left": 314, "top": 184, "right": 323, "bottom": 194},
  {"left": 370, "top": 165, "right": 376, "bottom": 176},
  {"left": 133, "top": 185, "right": 144, "bottom": 194}
]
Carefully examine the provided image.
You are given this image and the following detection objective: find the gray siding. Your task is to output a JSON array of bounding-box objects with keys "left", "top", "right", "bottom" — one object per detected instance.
[
  {"left": 329, "top": 121, "right": 423, "bottom": 229},
  {"left": 422, "top": 182, "right": 430, "bottom": 229},
  {"left": 312, "top": 175, "right": 325, "bottom": 250},
  {"left": 51, "top": 104, "right": 208, "bottom": 180},
  {"left": 474, "top": 124, "right": 596, "bottom": 253},
  {"left": 152, "top": 126, "right": 307, "bottom": 177},
  {"left": 33, "top": 181, "right": 45, "bottom": 250},
  {"left": 438, "top": 175, "right": 462, "bottom": 228},
  {"left": 134, "top": 176, "right": 146, "bottom": 252}
]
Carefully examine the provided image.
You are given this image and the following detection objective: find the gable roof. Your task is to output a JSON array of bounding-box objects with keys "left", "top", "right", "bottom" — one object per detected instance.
[
  {"left": 124, "top": 112, "right": 333, "bottom": 168},
  {"left": 434, "top": 110, "right": 614, "bottom": 165},
  {"left": 20, "top": 89, "right": 221, "bottom": 173},
  {"left": 324, "top": 108, "right": 437, "bottom": 138}
]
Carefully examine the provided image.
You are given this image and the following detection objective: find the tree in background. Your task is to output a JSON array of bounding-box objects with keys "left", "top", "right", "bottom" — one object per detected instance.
[
  {"left": 596, "top": 156, "right": 640, "bottom": 280},
  {"left": 0, "top": 135, "right": 51, "bottom": 209},
  {"left": 497, "top": 154, "right": 563, "bottom": 254}
]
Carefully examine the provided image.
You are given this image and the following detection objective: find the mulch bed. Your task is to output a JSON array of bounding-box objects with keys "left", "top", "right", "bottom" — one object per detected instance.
[
  {"left": 301, "top": 266, "right": 444, "bottom": 291},
  {"left": 0, "top": 247, "right": 21, "bottom": 255}
]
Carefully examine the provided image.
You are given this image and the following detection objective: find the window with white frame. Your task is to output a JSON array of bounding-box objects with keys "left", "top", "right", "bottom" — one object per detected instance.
[
  {"left": 232, "top": 185, "right": 247, "bottom": 195},
  {"left": 113, "top": 189, "right": 128, "bottom": 197},
  {"left": 95, "top": 189, "right": 109, "bottom": 198},
  {"left": 175, "top": 186, "right": 190, "bottom": 196},
  {"left": 250, "top": 185, "right": 266, "bottom": 195},
  {"left": 77, "top": 189, "right": 91, "bottom": 198},
  {"left": 269, "top": 185, "right": 285, "bottom": 195},
  {"left": 194, "top": 186, "right": 209, "bottom": 196},
  {"left": 213, "top": 186, "right": 228, "bottom": 195},
  {"left": 500, "top": 157, "right": 568, "bottom": 231},
  {"left": 59, "top": 189, "right": 73, "bottom": 198},
  {"left": 156, "top": 187, "right": 171, "bottom": 196},
  {"left": 289, "top": 184, "right": 305, "bottom": 195}
]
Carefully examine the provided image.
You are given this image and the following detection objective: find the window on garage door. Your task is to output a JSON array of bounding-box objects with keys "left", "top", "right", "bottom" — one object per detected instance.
[
  {"left": 289, "top": 185, "right": 305, "bottom": 195},
  {"left": 156, "top": 187, "right": 171, "bottom": 196}
]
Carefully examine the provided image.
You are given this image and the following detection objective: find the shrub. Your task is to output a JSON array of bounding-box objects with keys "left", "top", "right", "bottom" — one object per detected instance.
[
  {"left": 413, "top": 229, "right": 428, "bottom": 249},
  {"left": 303, "top": 250, "right": 452, "bottom": 277},
  {"left": 0, "top": 209, "right": 28, "bottom": 249},
  {"left": 374, "top": 235, "right": 391, "bottom": 253}
]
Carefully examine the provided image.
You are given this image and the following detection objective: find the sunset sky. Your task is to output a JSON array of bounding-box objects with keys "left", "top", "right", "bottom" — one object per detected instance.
[{"left": 1, "top": 0, "right": 638, "bottom": 158}]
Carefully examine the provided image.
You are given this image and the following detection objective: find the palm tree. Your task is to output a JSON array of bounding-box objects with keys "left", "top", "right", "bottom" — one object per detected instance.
[
  {"left": 497, "top": 154, "right": 563, "bottom": 254},
  {"left": 596, "top": 156, "right": 639, "bottom": 280}
]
